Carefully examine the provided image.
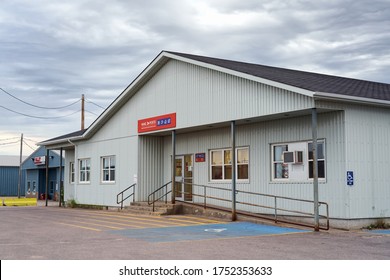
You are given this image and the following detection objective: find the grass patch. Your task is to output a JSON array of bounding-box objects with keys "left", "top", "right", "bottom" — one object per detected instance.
[
  {"left": 65, "top": 199, "right": 105, "bottom": 210},
  {"left": 364, "top": 219, "right": 390, "bottom": 230}
]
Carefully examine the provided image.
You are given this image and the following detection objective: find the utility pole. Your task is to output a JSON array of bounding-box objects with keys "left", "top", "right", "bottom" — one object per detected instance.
[
  {"left": 17, "top": 133, "right": 23, "bottom": 199},
  {"left": 81, "top": 94, "right": 85, "bottom": 130}
]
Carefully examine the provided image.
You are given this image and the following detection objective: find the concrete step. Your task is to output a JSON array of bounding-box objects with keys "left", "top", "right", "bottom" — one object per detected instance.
[{"left": 122, "top": 201, "right": 181, "bottom": 216}]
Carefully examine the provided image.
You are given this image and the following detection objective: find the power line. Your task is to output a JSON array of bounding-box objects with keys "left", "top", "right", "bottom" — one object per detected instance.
[
  {"left": 85, "top": 109, "right": 99, "bottom": 116},
  {"left": 24, "top": 137, "right": 39, "bottom": 143},
  {"left": 0, "top": 105, "right": 81, "bottom": 119},
  {"left": 0, "top": 87, "right": 81, "bottom": 109},
  {"left": 0, "top": 136, "right": 20, "bottom": 142},
  {"left": 23, "top": 139, "right": 36, "bottom": 151},
  {"left": 85, "top": 98, "right": 106, "bottom": 110},
  {"left": 0, "top": 140, "right": 20, "bottom": 146}
]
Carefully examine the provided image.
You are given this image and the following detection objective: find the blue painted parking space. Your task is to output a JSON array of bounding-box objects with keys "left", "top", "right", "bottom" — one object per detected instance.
[
  {"left": 110, "top": 222, "right": 310, "bottom": 243},
  {"left": 367, "top": 229, "right": 390, "bottom": 235}
]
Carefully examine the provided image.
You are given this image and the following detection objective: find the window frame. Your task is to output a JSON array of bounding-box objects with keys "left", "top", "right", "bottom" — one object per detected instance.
[
  {"left": 79, "top": 158, "right": 91, "bottom": 184},
  {"left": 70, "top": 162, "right": 75, "bottom": 184},
  {"left": 101, "top": 155, "right": 116, "bottom": 184},
  {"left": 209, "top": 147, "right": 249, "bottom": 182},
  {"left": 271, "top": 140, "right": 326, "bottom": 182},
  {"left": 272, "top": 144, "right": 289, "bottom": 180},
  {"left": 308, "top": 140, "right": 326, "bottom": 180}
]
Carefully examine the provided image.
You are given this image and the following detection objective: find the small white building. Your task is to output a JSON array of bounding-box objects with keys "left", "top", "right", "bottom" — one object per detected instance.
[{"left": 41, "top": 51, "right": 390, "bottom": 229}]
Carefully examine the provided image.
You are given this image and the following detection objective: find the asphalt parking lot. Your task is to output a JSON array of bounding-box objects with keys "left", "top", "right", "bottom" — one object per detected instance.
[{"left": 0, "top": 205, "right": 389, "bottom": 260}]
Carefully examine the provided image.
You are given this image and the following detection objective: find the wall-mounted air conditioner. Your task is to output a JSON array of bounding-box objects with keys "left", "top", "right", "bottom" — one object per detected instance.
[{"left": 283, "top": 151, "right": 303, "bottom": 164}]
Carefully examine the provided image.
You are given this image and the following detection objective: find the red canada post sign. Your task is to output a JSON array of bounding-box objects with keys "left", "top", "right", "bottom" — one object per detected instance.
[{"left": 138, "top": 113, "right": 176, "bottom": 133}]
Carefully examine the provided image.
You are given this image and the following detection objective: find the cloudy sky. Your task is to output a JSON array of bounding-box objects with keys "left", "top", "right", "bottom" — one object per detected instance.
[{"left": 1, "top": 0, "right": 389, "bottom": 155}]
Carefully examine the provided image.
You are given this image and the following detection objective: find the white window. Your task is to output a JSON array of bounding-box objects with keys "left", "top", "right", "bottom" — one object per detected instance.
[
  {"left": 237, "top": 148, "right": 249, "bottom": 180},
  {"left": 70, "top": 162, "right": 75, "bottom": 183},
  {"left": 308, "top": 141, "right": 326, "bottom": 179},
  {"left": 210, "top": 147, "right": 249, "bottom": 181},
  {"left": 271, "top": 140, "right": 325, "bottom": 181},
  {"left": 101, "top": 156, "right": 116, "bottom": 183},
  {"left": 273, "top": 144, "right": 289, "bottom": 179},
  {"left": 79, "top": 158, "right": 91, "bottom": 183}
]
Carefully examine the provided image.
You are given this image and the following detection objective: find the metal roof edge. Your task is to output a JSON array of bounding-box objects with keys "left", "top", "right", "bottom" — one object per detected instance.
[
  {"left": 38, "top": 135, "right": 84, "bottom": 147},
  {"left": 314, "top": 92, "right": 390, "bottom": 107}
]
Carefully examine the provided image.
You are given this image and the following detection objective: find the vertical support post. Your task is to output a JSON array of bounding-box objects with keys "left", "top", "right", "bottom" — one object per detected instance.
[
  {"left": 17, "top": 133, "right": 23, "bottom": 199},
  {"left": 59, "top": 148, "right": 63, "bottom": 207},
  {"left": 45, "top": 149, "right": 49, "bottom": 207},
  {"left": 171, "top": 130, "right": 176, "bottom": 204},
  {"left": 312, "top": 108, "right": 320, "bottom": 231},
  {"left": 231, "top": 121, "right": 237, "bottom": 221}
]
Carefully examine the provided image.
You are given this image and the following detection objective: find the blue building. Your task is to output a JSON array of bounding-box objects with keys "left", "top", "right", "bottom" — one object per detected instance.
[
  {"left": 22, "top": 146, "right": 64, "bottom": 200},
  {"left": 0, "top": 155, "right": 26, "bottom": 196}
]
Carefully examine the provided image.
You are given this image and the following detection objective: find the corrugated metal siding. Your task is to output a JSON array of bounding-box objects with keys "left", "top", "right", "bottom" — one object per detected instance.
[
  {"left": 64, "top": 150, "right": 75, "bottom": 201},
  {"left": 161, "top": 111, "right": 347, "bottom": 218},
  {"left": 345, "top": 105, "right": 390, "bottom": 219},
  {"left": 0, "top": 167, "right": 25, "bottom": 196},
  {"left": 138, "top": 136, "right": 165, "bottom": 201},
  {"left": 132, "top": 60, "right": 314, "bottom": 131},
  {"left": 69, "top": 136, "right": 138, "bottom": 206},
  {"left": 72, "top": 58, "right": 315, "bottom": 207}
]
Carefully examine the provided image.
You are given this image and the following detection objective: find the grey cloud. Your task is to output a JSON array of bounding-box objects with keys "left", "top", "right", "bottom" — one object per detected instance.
[{"left": 1, "top": 0, "right": 389, "bottom": 155}]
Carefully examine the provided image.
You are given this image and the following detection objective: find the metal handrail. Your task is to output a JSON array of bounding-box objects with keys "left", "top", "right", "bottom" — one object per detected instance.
[
  {"left": 116, "top": 183, "right": 136, "bottom": 209},
  {"left": 176, "top": 181, "right": 329, "bottom": 230},
  {"left": 147, "top": 181, "right": 172, "bottom": 212}
]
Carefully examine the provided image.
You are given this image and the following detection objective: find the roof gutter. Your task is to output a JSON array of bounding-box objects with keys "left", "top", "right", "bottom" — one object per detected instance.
[
  {"left": 314, "top": 92, "right": 390, "bottom": 107},
  {"left": 39, "top": 135, "right": 84, "bottom": 147}
]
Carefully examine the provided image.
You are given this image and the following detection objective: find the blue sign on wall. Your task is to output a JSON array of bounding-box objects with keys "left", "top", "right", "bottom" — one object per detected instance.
[{"left": 347, "top": 171, "right": 354, "bottom": 186}]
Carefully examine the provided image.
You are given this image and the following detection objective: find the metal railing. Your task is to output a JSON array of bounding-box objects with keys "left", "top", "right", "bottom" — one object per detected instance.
[
  {"left": 177, "top": 181, "right": 329, "bottom": 230},
  {"left": 147, "top": 181, "right": 172, "bottom": 212},
  {"left": 116, "top": 183, "right": 136, "bottom": 209}
]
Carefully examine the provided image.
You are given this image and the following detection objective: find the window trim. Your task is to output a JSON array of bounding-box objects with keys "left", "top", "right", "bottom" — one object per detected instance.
[
  {"left": 308, "top": 140, "right": 326, "bottom": 180},
  {"left": 101, "top": 155, "right": 116, "bottom": 184},
  {"left": 70, "top": 162, "right": 75, "bottom": 184},
  {"left": 209, "top": 147, "right": 249, "bottom": 182},
  {"left": 271, "top": 140, "right": 326, "bottom": 182},
  {"left": 78, "top": 158, "right": 91, "bottom": 184}
]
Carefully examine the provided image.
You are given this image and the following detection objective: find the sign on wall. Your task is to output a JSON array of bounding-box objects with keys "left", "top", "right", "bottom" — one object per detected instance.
[
  {"left": 33, "top": 156, "right": 46, "bottom": 165},
  {"left": 138, "top": 113, "right": 176, "bottom": 133},
  {"left": 347, "top": 171, "right": 354, "bottom": 186},
  {"left": 195, "top": 153, "right": 206, "bottom": 162}
]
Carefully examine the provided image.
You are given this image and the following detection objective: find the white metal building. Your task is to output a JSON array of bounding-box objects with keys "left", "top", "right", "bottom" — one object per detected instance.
[{"left": 41, "top": 51, "right": 390, "bottom": 229}]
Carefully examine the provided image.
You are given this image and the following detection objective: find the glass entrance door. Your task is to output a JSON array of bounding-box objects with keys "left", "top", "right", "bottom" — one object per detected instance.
[{"left": 175, "top": 155, "right": 193, "bottom": 201}]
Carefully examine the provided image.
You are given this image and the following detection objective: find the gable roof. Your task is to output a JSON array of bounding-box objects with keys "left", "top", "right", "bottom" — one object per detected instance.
[
  {"left": 21, "top": 146, "right": 63, "bottom": 169},
  {"left": 167, "top": 51, "right": 390, "bottom": 102},
  {"left": 40, "top": 50, "right": 390, "bottom": 146}
]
